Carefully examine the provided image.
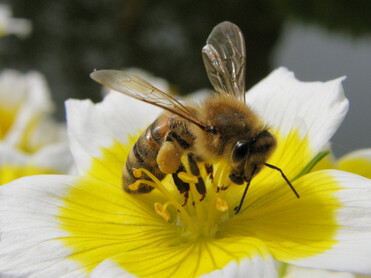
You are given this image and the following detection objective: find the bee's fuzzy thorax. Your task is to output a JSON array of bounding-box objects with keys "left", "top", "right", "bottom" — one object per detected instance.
[{"left": 190, "top": 94, "right": 266, "bottom": 162}]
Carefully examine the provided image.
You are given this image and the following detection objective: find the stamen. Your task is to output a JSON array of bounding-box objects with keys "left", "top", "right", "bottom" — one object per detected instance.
[
  {"left": 178, "top": 172, "right": 199, "bottom": 184},
  {"left": 132, "top": 157, "right": 236, "bottom": 238},
  {"left": 128, "top": 179, "right": 156, "bottom": 191},
  {"left": 216, "top": 197, "right": 228, "bottom": 212},
  {"left": 132, "top": 168, "right": 198, "bottom": 236},
  {"left": 128, "top": 181, "right": 140, "bottom": 191},
  {"left": 154, "top": 202, "right": 171, "bottom": 222},
  {"left": 133, "top": 168, "right": 142, "bottom": 178},
  {"left": 189, "top": 181, "right": 205, "bottom": 233}
]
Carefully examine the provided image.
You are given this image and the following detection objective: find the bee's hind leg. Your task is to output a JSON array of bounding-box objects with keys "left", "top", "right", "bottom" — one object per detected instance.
[
  {"left": 172, "top": 164, "right": 190, "bottom": 206},
  {"left": 157, "top": 141, "right": 181, "bottom": 174},
  {"left": 187, "top": 153, "right": 206, "bottom": 201},
  {"left": 157, "top": 130, "right": 190, "bottom": 174},
  {"left": 157, "top": 130, "right": 194, "bottom": 206}
]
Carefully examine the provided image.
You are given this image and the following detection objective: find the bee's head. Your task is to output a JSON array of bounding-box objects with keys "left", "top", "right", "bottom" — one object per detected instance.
[{"left": 229, "top": 129, "right": 276, "bottom": 185}]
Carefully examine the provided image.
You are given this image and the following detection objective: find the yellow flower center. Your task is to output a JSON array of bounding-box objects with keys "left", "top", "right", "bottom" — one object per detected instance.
[{"left": 128, "top": 154, "right": 239, "bottom": 241}]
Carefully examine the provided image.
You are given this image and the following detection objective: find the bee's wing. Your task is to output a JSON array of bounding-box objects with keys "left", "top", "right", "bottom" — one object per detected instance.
[
  {"left": 90, "top": 70, "right": 207, "bottom": 130},
  {"left": 202, "top": 21, "right": 246, "bottom": 103}
]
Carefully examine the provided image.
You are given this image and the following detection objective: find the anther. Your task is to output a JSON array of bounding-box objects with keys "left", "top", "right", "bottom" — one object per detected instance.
[
  {"left": 128, "top": 180, "right": 141, "bottom": 191},
  {"left": 129, "top": 168, "right": 198, "bottom": 235},
  {"left": 154, "top": 202, "right": 171, "bottom": 222},
  {"left": 133, "top": 168, "right": 142, "bottom": 178},
  {"left": 216, "top": 197, "right": 228, "bottom": 212}
]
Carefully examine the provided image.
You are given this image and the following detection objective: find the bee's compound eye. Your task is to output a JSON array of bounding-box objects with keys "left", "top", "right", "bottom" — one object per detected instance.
[{"left": 232, "top": 140, "right": 249, "bottom": 162}]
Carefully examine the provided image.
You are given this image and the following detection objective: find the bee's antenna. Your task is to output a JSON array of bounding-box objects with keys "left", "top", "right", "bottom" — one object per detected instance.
[
  {"left": 264, "top": 163, "right": 300, "bottom": 198},
  {"left": 234, "top": 166, "right": 257, "bottom": 215}
]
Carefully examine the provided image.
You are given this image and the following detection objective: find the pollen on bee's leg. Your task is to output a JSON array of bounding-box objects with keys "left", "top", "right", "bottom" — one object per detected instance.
[
  {"left": 154, "top": 202, "right": 171, "bottom": 222},
  {"left": 216, "top": 197, "right": 228, "bottom": 212}
]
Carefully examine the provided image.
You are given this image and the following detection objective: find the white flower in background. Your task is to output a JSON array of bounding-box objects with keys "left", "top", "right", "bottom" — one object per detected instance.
[
  {"left": 313, "top": 147, "right": 371, "bottom": 179},
  {"left": 0, "top": 144, "right": 72, "bottom": 185},
  {"left": 0, "top": 4, "right": 31, "bottom": 38},
  {"left": 1, "top": 68, "right": 371, "bottom": 277},
  {"left": 0, "top": 69, "right": 67, "bottom": 153},
  {"left": 0, "top": 69, "right": 72, "bottom": 183}
]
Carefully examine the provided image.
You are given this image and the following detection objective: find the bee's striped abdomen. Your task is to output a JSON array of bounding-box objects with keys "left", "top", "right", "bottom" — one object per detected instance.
[{"left": 122, "top": 114, "right": 169, "bottom": 193}]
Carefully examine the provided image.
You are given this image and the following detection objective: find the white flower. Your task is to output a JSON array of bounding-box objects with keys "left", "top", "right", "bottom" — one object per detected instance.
[
  {"left": 1, "top": 68, "right": 371, "bottom": 277},
  {"left": 283, "top": 264, "right": 356, "bottom": 278},
  {"left": 0, "top": 5, "right": 31, "bottom": 38},
  {"left": 0, "top": 69, "right": 67, "bottom": 153},
  {"left": 0, "top": 144, "right": 72, "bottom": 185},
  {"left": 0, "top": 70, "right": 73, "bottom": 183},
  {"left": 313, "top": 147, "right": 371, "bottom": 179}
]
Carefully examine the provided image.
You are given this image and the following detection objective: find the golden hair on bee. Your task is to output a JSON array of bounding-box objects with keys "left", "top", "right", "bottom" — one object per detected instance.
[{"left": 190, "top": 94, "right": 265, "bottom": 161}]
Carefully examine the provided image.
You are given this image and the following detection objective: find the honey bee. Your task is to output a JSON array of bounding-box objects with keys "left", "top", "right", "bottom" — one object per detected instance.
[{"left": 90, "top": 21, "right": 299, "bottom": 214}]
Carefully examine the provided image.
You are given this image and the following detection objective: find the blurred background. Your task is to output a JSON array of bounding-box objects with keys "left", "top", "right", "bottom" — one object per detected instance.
[{"left": 0, "top": 0, "right": 370, "bottom": 157}]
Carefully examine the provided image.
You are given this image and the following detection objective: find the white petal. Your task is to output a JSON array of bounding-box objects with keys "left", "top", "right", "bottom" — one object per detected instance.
[
  {"left": 0, "top": 70, "right": 28, "bottom": 105},
  {"left": 290, "top": 170, "right": 371, "bottom": 275},
  {"left": 3, "top": 18, "right": 31, "bottom": 38},
  {"left": 66, "top": 91, "right": 161, "bottom": 174},
  {"left": 0, "top": 70, "right": 51, "bottom": 111},
  {"left": 91, "top": 260, "right": 137, "bottom": 278},
  {"left": 284, "top": 265, "right": 355, "bottom": 278},
  {"left": 184, "top": 88, "right": 214, "bottom": 102},
  {"left": 1, "top": 70, "right": 54, "bottom": 147},
  {"left": 246, "top": 67, "right": 348, "bottom": 153},
  {"left": 199, "top": 255, "right": 277, "bottom": 278},
  {"left": 32, "top": 143, "right": 73, "bottom": 174},
  {"left": 0, "top": 143, "right": 72, "bottom": 175},
  {"left": 0, "top": 175, "right": 84, "bottom": 277},
  {"left": 0, "top": 4, "right": 32, "bottom": 38},
  {"left": 25, "top": 117, "right": 68, "bottom": 152},
  {"left": 0, "top": 144, "right": 28, "bottom": 165}
]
